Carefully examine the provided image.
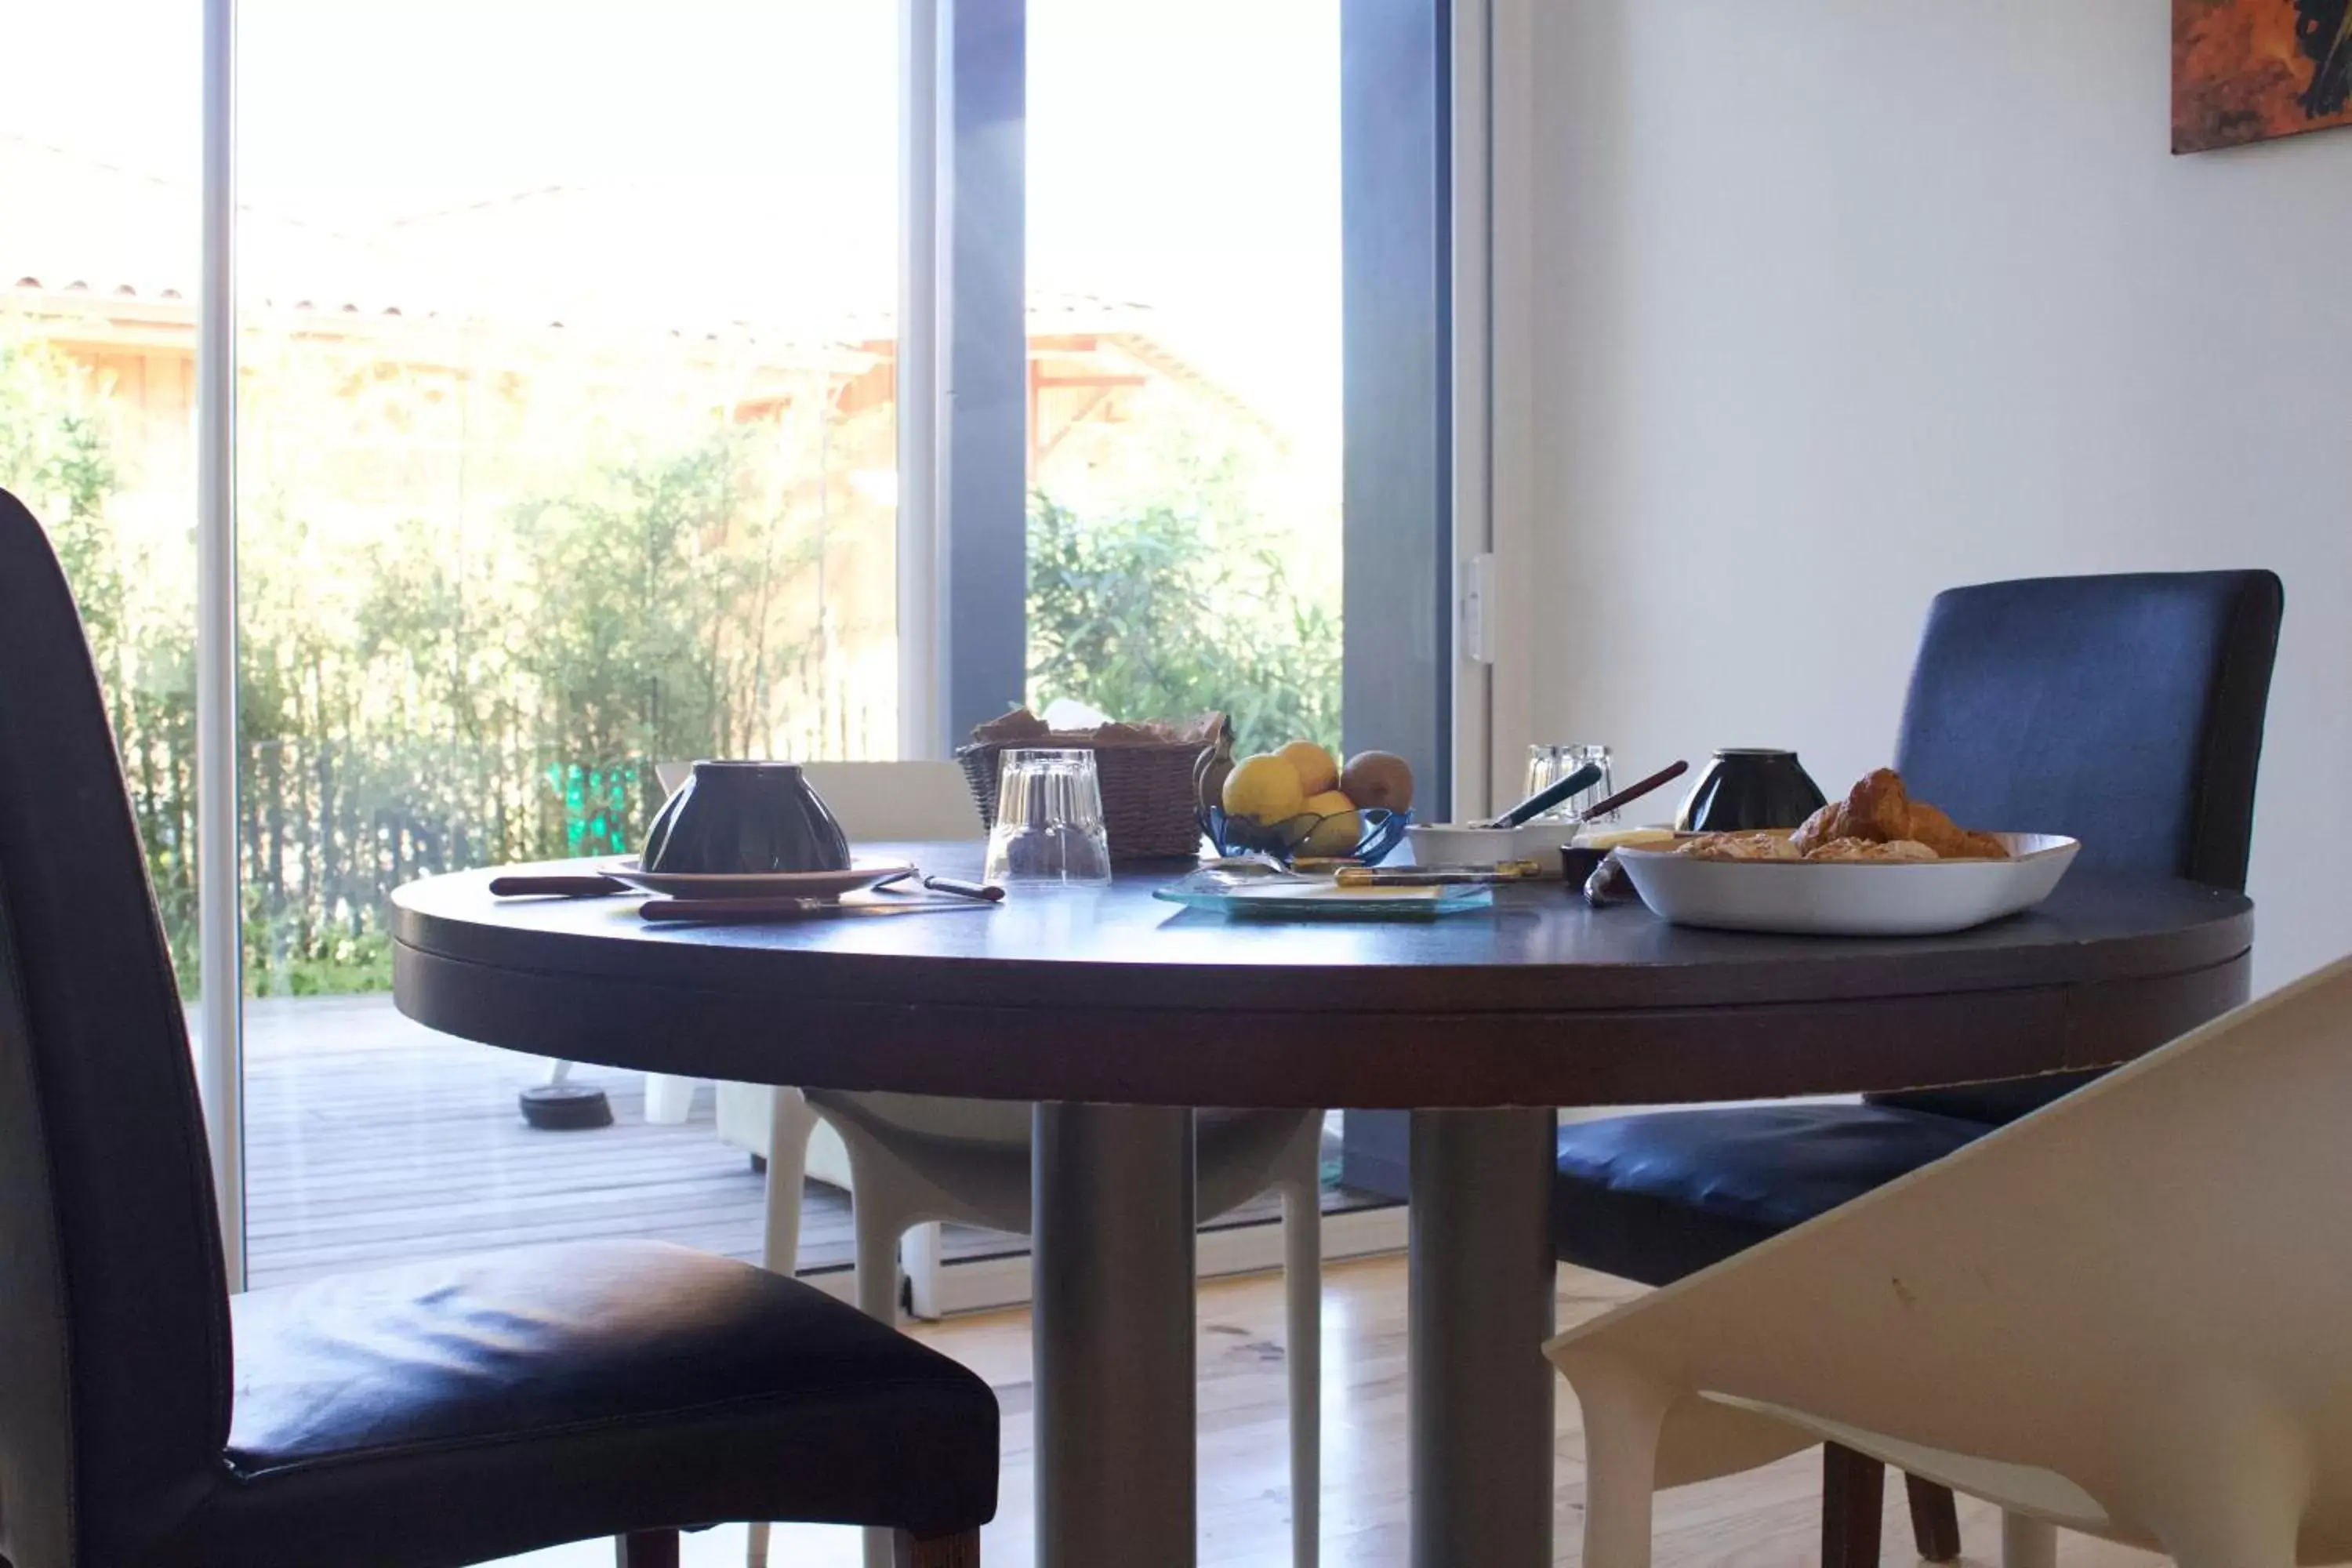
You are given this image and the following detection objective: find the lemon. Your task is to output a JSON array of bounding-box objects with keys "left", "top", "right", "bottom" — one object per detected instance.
[
  {"left": 1298, "top": 789, "right": 1362, "bottom": 857},
  {"left": 1221, "top": 753, "right": 1308, "bottom": 826},
  {"left": 1274, "top": 739, "right": 1340, "bottom": 796}
]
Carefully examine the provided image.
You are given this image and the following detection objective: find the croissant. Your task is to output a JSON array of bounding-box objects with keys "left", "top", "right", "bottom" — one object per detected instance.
[
  {"left": 1791, "top": 768, "right": 1913, "bottom": 855},
  {"left": 1901, "top": 802, "right": 2011, "bottom": 859},
  {"left": 1791, "top": 769, "right": 2010, "bottom": 861}
]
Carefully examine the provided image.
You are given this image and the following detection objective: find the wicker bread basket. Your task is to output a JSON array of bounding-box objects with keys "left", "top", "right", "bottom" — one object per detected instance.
[{"left": 957, "top": 720, "right": 1215, "bottom": 862}]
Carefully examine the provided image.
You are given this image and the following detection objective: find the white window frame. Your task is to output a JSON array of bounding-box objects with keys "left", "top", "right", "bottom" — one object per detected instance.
[{"left": 1450, "top": 0, "right": 1535, "bottom": 818}]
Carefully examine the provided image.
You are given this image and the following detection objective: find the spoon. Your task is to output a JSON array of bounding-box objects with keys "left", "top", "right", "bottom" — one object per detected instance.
[
  {"left": 1476, "top": 760, "right": 1606, "bottom": 829},
  {"left": 871, "top": 869, "right": 1007, "bottom": 902}
]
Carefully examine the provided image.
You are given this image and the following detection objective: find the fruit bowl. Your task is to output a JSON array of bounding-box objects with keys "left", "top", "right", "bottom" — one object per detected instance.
[{"left": 1200, "top": 804, "right": 1413, "bottom": 866}]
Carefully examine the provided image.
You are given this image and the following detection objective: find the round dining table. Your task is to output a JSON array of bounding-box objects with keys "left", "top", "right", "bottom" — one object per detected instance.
[{"left": 391, "top": 842, "right": 2252, "bottom": 1568}]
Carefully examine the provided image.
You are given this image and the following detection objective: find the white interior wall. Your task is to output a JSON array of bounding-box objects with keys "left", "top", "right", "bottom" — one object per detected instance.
[{"left": 1524, "top": 0, "right": 2352, "bottom": 990}]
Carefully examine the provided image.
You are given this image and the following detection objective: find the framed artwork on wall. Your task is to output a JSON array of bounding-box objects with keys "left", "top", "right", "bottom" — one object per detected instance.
[{"left": 2175, "top": 0, "right": 2352, "bottom": 151}]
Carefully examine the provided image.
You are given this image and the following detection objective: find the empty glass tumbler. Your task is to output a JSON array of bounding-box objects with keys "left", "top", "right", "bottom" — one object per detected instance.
[
  {"left": 1526, "top": 743, "right": 1615, "bottom": 823},
  {"left": 985, "top": 748, "right": 1114, "bottom": 887}
]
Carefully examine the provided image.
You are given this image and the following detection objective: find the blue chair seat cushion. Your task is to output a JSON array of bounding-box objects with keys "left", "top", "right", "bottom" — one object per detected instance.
[{"left": 1553, "top": 1105, "right": 1991, "bottom": 1288}]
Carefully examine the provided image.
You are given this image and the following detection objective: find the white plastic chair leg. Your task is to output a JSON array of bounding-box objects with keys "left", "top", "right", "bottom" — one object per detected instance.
[
  {"left": 760, "top": 1088, "right": 821, "bottom": 1275},
  {"left": 1570, "top": 1367, "right": 1670, "bottom": 1568},
  {"left": 642, "top": 1072, "right": 698, "bottom": 1124},
  {"left": 901, "top": 1221, "right": 947, "bottom": 1320},
  {"left": 1999, "top": 1512, "right": 2056, "bottom": 1568},
  {"left": 545, "top": 1058, "right": 572, "bottom": 1086},
  {"left": 853, "top": 1204, "right": 910, "bottom": 1568},
  {"left": 1282, "top": 1169, "right": 1323, "bottom": 1568},
  {"left": 855, "top": 1207, "right": 903, "bottom": 1323},
  {"left": 745, "top": 1090, "right": 821, "bottom": 1568}
]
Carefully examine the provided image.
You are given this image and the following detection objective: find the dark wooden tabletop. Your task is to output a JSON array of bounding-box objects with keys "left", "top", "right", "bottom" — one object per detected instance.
[{"left": 391, "top": 841, "right": 2253, "bottom": 1109}]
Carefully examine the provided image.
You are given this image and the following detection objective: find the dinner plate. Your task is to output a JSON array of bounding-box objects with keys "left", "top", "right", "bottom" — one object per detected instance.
[
  {"left": 602, "top": 858, "right": 915, "bottom": 902},
  {"left": 1613, "top": 833, "right": 2081, "bottom": 937}
]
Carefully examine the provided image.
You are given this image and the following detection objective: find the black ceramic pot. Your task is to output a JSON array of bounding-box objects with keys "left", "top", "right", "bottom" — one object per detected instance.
[
  {"left": 641, "top": 760, "right": 851, "bottom": 875},
  {"left": 1674, "top": 749, "right": 1828, "bottom": 833}
]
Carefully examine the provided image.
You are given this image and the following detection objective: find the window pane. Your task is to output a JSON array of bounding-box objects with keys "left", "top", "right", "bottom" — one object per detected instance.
[
  {"left": 234, "top": 0, "right": 898, "bottom": 1286},
  {"left": 2, "top": 4, "right": 205, "bottom": 1010},
  {"left": 1025, "top": 0, "right": 1342, "bottom": 758}
]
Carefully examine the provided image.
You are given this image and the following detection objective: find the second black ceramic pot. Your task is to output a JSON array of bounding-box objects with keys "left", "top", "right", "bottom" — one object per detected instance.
[
  {"left": 1674, "top": 749, "right": 1828, "bottom": 833},
  {"left": 641, "top": 760, "right": 851, "bottom": 875}
]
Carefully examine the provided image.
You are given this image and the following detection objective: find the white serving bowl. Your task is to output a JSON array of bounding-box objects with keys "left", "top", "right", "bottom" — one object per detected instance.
[
  {"left": 1406, "top": 819, "right": 1584, "bottom": 875},
  {"left": 1613, "top": 832, "right": 2082, "bottom": 936}
]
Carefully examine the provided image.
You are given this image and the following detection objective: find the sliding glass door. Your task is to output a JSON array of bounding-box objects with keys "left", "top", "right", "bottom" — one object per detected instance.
[
  {"left": 2, "top": 2, "right": 209, "bottom": 1129},
  {"left": 230, "top": 0, "right": 903, "bottom": 1287},
  {"left": 1024, "top": 0, "right": 1343, "bottom": 760},
  {"left": 15, "top": 0, "right": 1451, "bottom": 1296}
]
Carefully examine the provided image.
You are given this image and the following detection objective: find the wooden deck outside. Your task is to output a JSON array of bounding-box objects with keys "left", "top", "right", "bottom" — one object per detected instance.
[{"left": 242, "top": 994, "right": 1363, "bottom": 1292}]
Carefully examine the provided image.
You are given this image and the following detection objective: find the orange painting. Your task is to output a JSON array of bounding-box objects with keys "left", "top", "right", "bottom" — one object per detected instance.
[{"left": 2175, "top": 0, "right": 2352, "bottom": 151}]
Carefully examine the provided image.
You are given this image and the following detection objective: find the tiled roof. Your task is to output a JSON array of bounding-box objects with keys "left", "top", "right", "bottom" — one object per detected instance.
[
  {"left": 1, "top": 134, "right": 1270, "bottom": 433},
  {"left": 3, "top": 135, "right": 1165, "bottom": 349}
]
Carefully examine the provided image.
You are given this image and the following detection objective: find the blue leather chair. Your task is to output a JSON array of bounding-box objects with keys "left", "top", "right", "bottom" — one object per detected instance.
[
  {"left": 1553, "top": 570, "right": 2284, "bottom": 1567},
  {"left": 0, "top": 486, "right": 1000, "bottom": 1568}
]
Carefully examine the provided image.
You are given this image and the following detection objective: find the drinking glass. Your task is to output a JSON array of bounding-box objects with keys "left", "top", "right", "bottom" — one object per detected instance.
[
  {"left": 1525, "top": 743, "right": 1615, "bottom": 823},
  {"left": 985, "top": 749, "right": 1113, "bottom": 887}
]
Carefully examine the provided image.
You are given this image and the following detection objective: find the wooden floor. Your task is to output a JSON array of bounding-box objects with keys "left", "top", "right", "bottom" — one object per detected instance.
[
  {"left": 242, "top": 996, "right": 1369, "bottom": 1290},
  {"left": 244, "top": 1002, "right": 2169, "bottom": 1565},
  {"left": 481, "top": 1255, "right": 2165, "bottom": 1568}
]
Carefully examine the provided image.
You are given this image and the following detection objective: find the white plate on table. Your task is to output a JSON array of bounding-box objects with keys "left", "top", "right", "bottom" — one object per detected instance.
[
  {"left": 1614, "top": 833, "right": 2081, "bottom": 937},
  {"left": 602, "top": 858, "right": 914, "bottom": 902}
]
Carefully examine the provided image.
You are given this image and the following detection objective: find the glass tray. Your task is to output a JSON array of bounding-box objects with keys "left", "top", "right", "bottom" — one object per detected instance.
[{"left": 1152, "top": 866, "right": 1492, "bottom": 920}]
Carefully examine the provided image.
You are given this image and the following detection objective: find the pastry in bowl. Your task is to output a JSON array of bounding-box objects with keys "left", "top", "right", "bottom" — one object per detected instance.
[
  {"left": 1673, "top": 831, "right": 1799, "bottom": 862},
  {"left": 1789, "top": 769, "right": 2009, "bottom": 861},
  {"left": 1802, "top": 836, "right": 1938, "bottom": 862}
]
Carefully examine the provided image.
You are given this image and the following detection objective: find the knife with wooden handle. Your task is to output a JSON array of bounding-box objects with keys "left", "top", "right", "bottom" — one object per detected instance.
[
  {"left": 489, "top": 873, "right": 630, "bottom": 898},
  {"left": 639, "top": 896, "right": 995, "bottom": 924}
]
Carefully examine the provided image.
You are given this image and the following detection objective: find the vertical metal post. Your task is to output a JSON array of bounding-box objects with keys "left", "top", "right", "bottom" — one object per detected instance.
[
  {"left": 897, "top": 0, "right": 942, "bottom": 760},
  {"left": 197, "top": 0, "right": 245, "bottom": 1290},
  {"left": 937, "top": 0, "right": 1028, "bottom": 750}
]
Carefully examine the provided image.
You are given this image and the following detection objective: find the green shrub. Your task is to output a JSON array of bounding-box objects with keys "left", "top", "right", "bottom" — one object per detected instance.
[{"left": 1026, "top": 489, "right": 1341, "bottom": 758}]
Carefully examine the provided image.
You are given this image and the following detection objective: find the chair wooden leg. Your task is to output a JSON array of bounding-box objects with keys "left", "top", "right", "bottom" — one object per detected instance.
[
  {"left": 618, "top": 1530, "right": 681, "bottom": 1568},
  {"left": 1822, "top": 1443, "right": 1886, "bottom": 1568},
  {"left": 1904, "top": 1472, "right": 1963, "bottom": 1562},
  {"left": 892, "top": 1526, "right": 982, "bottom": 1568}
]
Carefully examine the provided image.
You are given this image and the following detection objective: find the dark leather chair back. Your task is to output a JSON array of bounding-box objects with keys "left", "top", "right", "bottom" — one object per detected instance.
[
  {"left": 1880, "top": 568, "right": 2283, "bottom": 1121},
  {"left": 1893, "top": 571, "right": 2283, "bottom": 888},
  {"left": 0, "top": 488, "right": 232, "bottom": 1568}
]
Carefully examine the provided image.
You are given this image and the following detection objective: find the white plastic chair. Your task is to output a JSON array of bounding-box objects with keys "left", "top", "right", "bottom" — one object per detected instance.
[
  {"left": 702, "top": 761, "right": 1325, "bottom": 1568},
  {"left": 1546, "top": 953, "right": 2352, "bottom": 1568}
]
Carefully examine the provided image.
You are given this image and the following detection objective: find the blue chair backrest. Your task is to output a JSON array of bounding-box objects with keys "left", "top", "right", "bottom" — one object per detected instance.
[{"left": 1894, "top": 571, "right": 2282, "bottom": 891}]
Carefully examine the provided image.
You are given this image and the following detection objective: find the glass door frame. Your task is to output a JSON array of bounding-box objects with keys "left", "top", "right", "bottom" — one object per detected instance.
[{"left": 195, "top": 0, "right": 243, "bottom": 1288}]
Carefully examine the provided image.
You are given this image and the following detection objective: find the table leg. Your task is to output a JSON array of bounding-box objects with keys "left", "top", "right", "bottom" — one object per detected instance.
[
  {"left": 1033, "top": 1102, "right": 1198, "bottom": 1568},
  {"left": 1409, "top": 1106, "right": 1558, "bottom": 1568}
]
